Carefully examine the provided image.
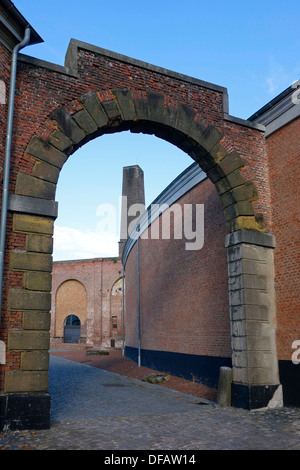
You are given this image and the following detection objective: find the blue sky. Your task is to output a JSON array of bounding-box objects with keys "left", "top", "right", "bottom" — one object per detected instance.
[{"left": 13, "top": 0, "right": 300, "bottom": 260}]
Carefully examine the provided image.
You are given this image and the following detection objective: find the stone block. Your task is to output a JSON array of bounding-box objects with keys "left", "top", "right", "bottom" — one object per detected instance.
[
  {"left": 189, "top": 145, "right": 209, "bottom": 165},
  {"left": 48, "top": 129, "right": 73, "bottom": 152},
  {"left": 200, "top": 125, "right": 223, "bottom": 154},
  {"left": 224, "top": 201, "right": 254, "bottom": 221},
  {"left": 101, "top": 99, "right": 121, "bottom": 121},
  {"left": 24, "top": 271, "right": 52, "bottom": 291},
  {"left": 227, "top": 244, "right": 243, "bottom": 262},
  {"left": 25, "top": 136, "right": 67, "bottom": 168},
  {"left": 4, "top": 370, "right": 48, "bottom": 393},
  {"left": 21, "top": 351, "right": 49, "bottom": 371},
  {"left": 147, "top": 91, "right": 165, "bottom": 123},
  {"left": 215, "top": 171, "right": 245, "bottom": 195},
  {"left": 206, "top": 143, "right": 228, "bottom": 168},
  {"left": 244, "top": 273, "right": 267, "bottom": 290},
  {"left": 132, "top": 97, "right": 149, "bottom": 121},
  {"left": 231, "top": 336, "right": 247, "bottom": 352},
  {"left": 231, "top": 304, "right": 269, "bottom": 322},
  {"left": 176, "top": 136, "right": 198, "bottom": 154},
  {"left": 175, "top": 103, "right": 197, "bottom": 135},
  {"left": 10, "top": 251, "right": 52, "bottom": 272},
  {"left": 13, "top": 214, "right": 54, "bottom": 235},
  {"left": 8, "top": 194, "right": 58, "bottom": 219},
  {"left": 32, "top": 160, "right": 60, "bottom": 184},
  {"left": 247, "top": 335, "right": 271, "bottom": 352},
  {"left": 7, "top": 330, "right": 50, "bottom": 351},
  {"left": 247, "top": 351, "right": 275, "bottom": 369},
  {"left": 112, "top": 88, "right": 136, "bottom": 121},
  {"left": 206, "top": 164, "right": 225, "bottom": 183},
  {"left": 73, "top": 109, "right": 98, "bottom": 134},
  {"left": 247, "top": 367, "right": 277, "bottom": 386},
  {"left": 0, "top": 341, "right": 6, "bottom": 365},
  {"left": 232, "top": 351, "right": 248, "bottom": 368},
  {"left": 23, "top": 311, "right": 51, "bottom": 330},
  {"left": 26, "top": 234, "right": 53, "bottom": 254},
  {"left": 230, "top": 288, "right": 268, "bottom": 308},
  {"left": 244, "top": 321, "right": 263, "bottom": 337},
  {"left": 228, "top": 274, "right": 243, "bottom": 290},
  {"left": 218, "top": 150, "right": 244, "bottom": 174},
  {"left": 228, "top": 215, "right": 264, "bottom": 232},
  {"left": 187, "top": 120, "right": 206, "bottom": 143},
  {"left": 225, "top": 229, "right": 276, "bottom": 249},
  {"left": 232, "top": 366, "right": 248, "bottom": 384},
  {"left": 231, "top": 319, "right": 247, "bottom": 337},
  {"left": 15, "top": 173, "right": 56, "bottom": 200},
  {"left": 221, "top": 183, "right": 258, "bottom": 208},
  {"left": 9, "top": 289, "right": 51, "bottom": 311},
  {"left": 50, "top": 107, "right": 85, "bottom": 144},
  {"left": 242, "top": 244, "right": 268, "bottom": 262},
  {"left": 78, "top": 91, "right": 109, "bottom": 128},
  {"left": 163, "top": 106, "right": 177, "bottom": 129}
]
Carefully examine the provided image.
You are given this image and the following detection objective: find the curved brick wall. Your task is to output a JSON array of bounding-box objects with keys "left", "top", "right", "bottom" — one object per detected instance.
[{"left": 123, "top": 174, "right": 232, "bottom": 395}]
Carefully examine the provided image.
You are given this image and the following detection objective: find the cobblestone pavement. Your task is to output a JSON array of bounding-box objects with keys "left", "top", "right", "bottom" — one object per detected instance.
[{"left": 1, "top": 355, "right": 300, "bottom": 451}]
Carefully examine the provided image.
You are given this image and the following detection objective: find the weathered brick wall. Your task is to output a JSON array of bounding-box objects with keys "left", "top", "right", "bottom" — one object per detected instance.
[
  {"left": 267, "top": 116, "right": 300, "bottom": 361},
  {"left": 51, "top": 258, "right": 123, "bottom": 349},
  {"left": 11, "top": 43, "right": 268, "bottom": 229},
  {"left": 124, "top": 177, "right": 231, "bottom": 371}
]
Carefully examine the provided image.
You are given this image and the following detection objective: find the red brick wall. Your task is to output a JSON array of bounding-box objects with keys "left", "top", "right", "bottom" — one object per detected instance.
[
  {"left": 7, "top": 45, "right": 268, "bottom": 227},
  {"left": 124, "top": 177, "right": 231, "bottom": 358},
  {"left": 267, "top": 117, "right": 300, "bottom": 361}
]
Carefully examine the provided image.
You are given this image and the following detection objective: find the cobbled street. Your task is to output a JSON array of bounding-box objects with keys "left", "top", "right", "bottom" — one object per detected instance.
[{"left": 1, "top": 355, "right": 300, "bottom": 451}]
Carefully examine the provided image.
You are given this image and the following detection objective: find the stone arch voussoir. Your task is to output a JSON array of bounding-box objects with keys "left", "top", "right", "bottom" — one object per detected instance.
[{"left": 19, "top": 88, "right": 265, "bottom": 233}]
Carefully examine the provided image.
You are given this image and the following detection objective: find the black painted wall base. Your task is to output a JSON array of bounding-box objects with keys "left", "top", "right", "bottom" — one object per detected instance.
[
  {"left": 125, "top": 346, "right": 232, "bottom": 389},
  {"left": 279, "top": 360, "right": 300, "bottom": 407},
  {"left": 0, "top": 392, "right": 51, "bottom": 430},
  {"left": 231, "top": 383, "right": 280, "bottom": 410}
]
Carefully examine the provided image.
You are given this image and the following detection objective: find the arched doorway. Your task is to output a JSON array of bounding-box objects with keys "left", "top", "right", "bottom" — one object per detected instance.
[
  {"left": 64, "top": 315, "right": 81, "bottom": 344},
  {"left": 55, "top": 280, "right": 87, "bottom": 345},
  {"left": 1, "top": 40, "right": 280, "bottom": 432},
  {"left": 110, "top": 277, "right": 124, "bottom": 348}
]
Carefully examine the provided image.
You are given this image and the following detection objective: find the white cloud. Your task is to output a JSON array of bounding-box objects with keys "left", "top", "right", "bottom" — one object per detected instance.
[
  {"left": 53, "top": 225, "right": 119, "bottom": 261},
  {"left": 265, "top": 58, "right": 300, "bottom": 96}
]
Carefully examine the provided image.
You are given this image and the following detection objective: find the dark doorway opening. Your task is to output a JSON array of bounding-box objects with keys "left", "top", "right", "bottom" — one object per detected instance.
[{"left": 64, "top": 315, "right": 81, "bottom": 343}]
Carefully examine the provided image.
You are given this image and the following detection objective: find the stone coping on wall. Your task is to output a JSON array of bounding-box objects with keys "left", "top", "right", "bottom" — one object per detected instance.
[
  {"left": 19, "top": 39, "right": 265, "bottom": 132},
  {"left": 122, "top": 161, "right": 207, "bottom": 266}
]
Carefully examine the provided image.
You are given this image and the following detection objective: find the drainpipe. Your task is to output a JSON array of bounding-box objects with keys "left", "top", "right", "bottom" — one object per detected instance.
[
  {"left": 122, "top": 265, "right": 125, "bottom": 355},
  {"left": 137, "top": 232, "right": 141, "bottom": 367},
  {"left": 0, "top": 27, "right": 31, "bottom": 331}
]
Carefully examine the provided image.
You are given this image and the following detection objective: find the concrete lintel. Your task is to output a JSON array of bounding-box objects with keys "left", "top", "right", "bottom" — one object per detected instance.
[
  {"left": 225, "top": 229, "right": 276, "bottom": 249},
  {"left": 8, "top": 193, "right": 58, "bottom": 219}
]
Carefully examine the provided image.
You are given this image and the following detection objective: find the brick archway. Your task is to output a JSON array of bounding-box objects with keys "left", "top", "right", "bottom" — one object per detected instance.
[
  {"left": 19, "top": 89, "right": 263, "bottom": 234},
  {"left": 0, "top": 40, "right": 280, "bottom": 429}
]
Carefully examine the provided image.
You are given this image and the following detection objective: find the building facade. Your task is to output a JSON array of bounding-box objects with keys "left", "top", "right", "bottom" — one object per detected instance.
[{"left": 50, "top": 257, "right": 123, "bottom": 350}]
